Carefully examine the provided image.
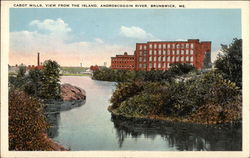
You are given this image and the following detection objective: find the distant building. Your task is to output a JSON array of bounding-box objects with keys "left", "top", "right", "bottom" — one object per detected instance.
[
  {"left": 26, "top": 52, "right": 44, "bottom": 70},
  {"left": 134, "top": 39, "right": 211, "bottom": 71},
  {"left": 90, "top": 65, "right": 100, "bottom": 71},
  {"left": 110, "top": 39, "right": 211, "bottom": 71},
  {"left": 26, "top": 65, "right": 44, "bottom": 70},
  {"left": 111, "top": 52, "right": 135, "bottom": 70}
]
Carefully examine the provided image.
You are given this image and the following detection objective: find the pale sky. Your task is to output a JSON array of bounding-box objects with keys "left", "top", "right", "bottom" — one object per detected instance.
[{"left": 9, "top": 9, "right": 241, "bottom": 67}]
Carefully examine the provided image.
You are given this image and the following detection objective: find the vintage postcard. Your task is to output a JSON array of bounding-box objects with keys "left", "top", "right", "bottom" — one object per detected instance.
[{"left": 1, "top": 1, "right": 250, "bottom": 157}]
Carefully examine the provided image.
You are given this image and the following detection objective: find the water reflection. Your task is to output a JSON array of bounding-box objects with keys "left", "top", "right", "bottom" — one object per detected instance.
[
  {"left": 44, "top": 100, "right": 86, "bottom": 138},
  {"left": 45, "top": 112, "right": 60, "bottom": 138},
  {"left": 111, "top": 114, "right": 242, "bottom": 151}
]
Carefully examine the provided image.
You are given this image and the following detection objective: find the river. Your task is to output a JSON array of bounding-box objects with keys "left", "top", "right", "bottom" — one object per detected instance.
[{"left": 45, "top": 76, "right": 242, "bottom": 151}]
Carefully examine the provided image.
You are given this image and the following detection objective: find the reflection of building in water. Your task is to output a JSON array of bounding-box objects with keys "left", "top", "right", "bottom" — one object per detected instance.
[{"left": 111, "top": 115, "right": 242, "bottom": 151}]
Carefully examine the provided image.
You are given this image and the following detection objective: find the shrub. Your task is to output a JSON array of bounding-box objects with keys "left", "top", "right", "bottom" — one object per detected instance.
[
  {"left": 162, "top": 71, "right": 241, "bottom": 118},
  {"left": 215, "top": 38, "right": 242, "bottom": 87},
  {"left": 117, "top": 93, "right": 164, "bottom": 116},
  {"left": 110, "top": 81, "right": 144, "bottom": 109},
  {"left": 168, "top": 63, "right": 196, "bottom": 76},
  {"left": 190, "top": 96, "right": 241, "bottom": 124},
  {"left": 9, "top": 89, "right": 51, "bottom": 150}
]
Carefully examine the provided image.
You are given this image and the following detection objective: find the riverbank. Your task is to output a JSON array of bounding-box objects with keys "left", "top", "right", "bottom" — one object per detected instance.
[
  {"left": 42, "top": 133, "right": 68, "bottom": 151},
  {"left": 108, "top": 106, "right": 241, "bottom": 127}
]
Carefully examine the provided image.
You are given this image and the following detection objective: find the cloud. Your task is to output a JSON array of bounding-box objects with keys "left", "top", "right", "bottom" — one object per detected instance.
[
  {"left": 120, "top": 26, "right": 155, "bottom": 40},
  {"left": 30, "top": 18, "right": 72, "bottom": 34},
  {"left": 10, "top": 30, "right": 133, "bottom": 67},
  {"left": 95, "top": 38, "right": 104, "bottom": 44},
  {"left": 10, "top": 18, "right": 137, "bottom": 67}
]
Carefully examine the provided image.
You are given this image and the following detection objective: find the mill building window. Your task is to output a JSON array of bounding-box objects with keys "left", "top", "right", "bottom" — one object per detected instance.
[
  {"left": 190, "top": 56, "right": 193, "bottom": 62},
  {"left": 190, "top": 50, "right": 193, "bottom": 55},
  {"left": 190, "top": 44, "right": 194, "bottom": 49},
  {"left": 139, "top": 45, "right": 142, "bottom": 50}
]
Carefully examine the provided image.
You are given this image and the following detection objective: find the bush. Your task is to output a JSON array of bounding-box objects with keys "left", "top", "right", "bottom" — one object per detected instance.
[
  {"left": 111, "top": 70, "right": 242, "bottom": 124},
  {"left": 9, "top": 89, "right": 50, "bottom": 150},
  {"left": 110, "top": 81, "right": 144, "bottom": 109},
  {"left": 168, "top": 63, "right": 196, "bottom": 76},
  {"left": 191, "top": 96, "right": 242, "bottom": 124},
  {"left": 117, "top": 93, "right": 164, "bottom": 117},
  {"left": 162, "top": 71, "right": 241, "bottom": 118},
  {"left": 215, "top": 38, "right": 242, "bottom": 87}
]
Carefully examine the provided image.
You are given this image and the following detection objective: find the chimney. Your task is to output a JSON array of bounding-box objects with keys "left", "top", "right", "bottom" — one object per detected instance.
[{"left": 37, "top": 52, "right": 40, "bottom": 66}]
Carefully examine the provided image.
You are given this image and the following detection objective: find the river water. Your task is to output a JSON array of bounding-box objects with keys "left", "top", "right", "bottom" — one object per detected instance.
[{"left": 46, "top": 76, "right": 242, "bottom": 151}]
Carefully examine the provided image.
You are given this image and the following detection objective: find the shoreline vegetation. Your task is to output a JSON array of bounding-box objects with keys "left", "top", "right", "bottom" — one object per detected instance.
[
  {"left": 60, "top": 66, "right": 91, "bottom": 76},
  {"left": 96, "top": 38, "right": 242, "bottom": 126},
  {"left": 9, "top": 60, "right": 86, "bottom": 151},
  {"left": 9, "top": 89, "right": 68, "bottom": 151},
  {"left": 61, "top": 73, "right": 91, "bottom": 76}
]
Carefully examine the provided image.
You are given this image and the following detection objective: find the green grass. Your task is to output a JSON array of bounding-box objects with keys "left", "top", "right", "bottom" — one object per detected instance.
[
  {"left": 61, "top": 67, "right": 88, "bottom": 73},
  {"left": 61, "top": 73, "right": 91, "bottom": 76}
]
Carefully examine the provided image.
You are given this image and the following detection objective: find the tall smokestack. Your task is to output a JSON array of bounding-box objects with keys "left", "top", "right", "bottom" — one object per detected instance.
[{"left": 37, "top": 52, "right": 40, "bottom": 66}]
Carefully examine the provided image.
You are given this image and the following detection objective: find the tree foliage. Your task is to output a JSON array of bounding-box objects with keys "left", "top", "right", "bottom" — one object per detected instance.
[
  {"left": 168, "top": 63, "right": 196, "bottom": 76},
  {"left": 24, "top": 69, "right": 44, "bottom": 97},
  {"left": 40, "top": 60, "right": 61, "bottom": 100},
  {"left": 93, "top": 63, "right": 195, "bottom": 83},
  {"left": 110, "top": 81, "right": 144, "bottom": 109},
  {"left": 110, "top": 71, "right": 241, "bottom": 124},
  {"left": 9, "top": 60, "right": 61, "bottom": 100},
  {"left": 17, "top": 65, "right": 26, "bottom": 78},
  {"left": 215, "top": 38, "right": 242, "bottom": 87},
  {"left": 203, "top": 52, "right": 212, "bottom": 69},
  {"left": 9, "top": 88, "right": 51, "bottom": 150}
]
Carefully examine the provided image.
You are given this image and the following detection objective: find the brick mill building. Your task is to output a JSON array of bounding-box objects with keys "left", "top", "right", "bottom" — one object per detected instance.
[
  {"left": 111, "top": 52, "right": 135, "bottom": 70},
  {"left": 111, "top": 39, "right": 211, "bottom": 71}
]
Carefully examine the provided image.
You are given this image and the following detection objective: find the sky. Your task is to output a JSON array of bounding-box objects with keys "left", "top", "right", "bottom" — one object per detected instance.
[{"left": 9, "top": 8, "right": 241, "bottom": 67}]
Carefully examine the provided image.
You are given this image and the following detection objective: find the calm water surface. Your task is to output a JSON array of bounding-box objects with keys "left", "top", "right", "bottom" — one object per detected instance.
[{"left": 46, "top": 76, "right": 241, "bottom": 151}]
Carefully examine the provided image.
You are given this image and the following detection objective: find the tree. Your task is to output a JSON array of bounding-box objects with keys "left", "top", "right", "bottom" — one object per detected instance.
[
  {"left": 17, "top": 65, "right": 26, "bottom": 78},
  {"left": 24, "top": 69, "right": 44, "bottom": 97},
  {"left": 203, "top": 52, "right": 212, "bottom": 69},
  {"left": 168, "top": 63, "right": 196, "bottom": 76},
  {"left": 215, "top": 38, "right": 242, "bottom": 87},
  {"left": 40, "top": 60, "right": 61, "bottom": 100}
]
